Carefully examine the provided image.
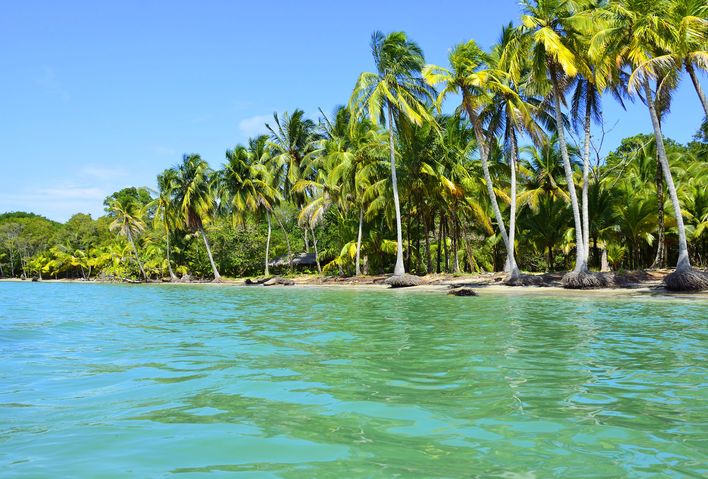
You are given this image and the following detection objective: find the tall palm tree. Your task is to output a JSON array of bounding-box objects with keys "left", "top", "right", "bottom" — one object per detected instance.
[
  {"left": 150, "top": 169, "right": 178, "bottom": 281},
  {"left": 222, "top": 137, "right": 281, "bottom": 276},
  {"left": 593, "top": 0, "right": 707, "bottom": 290},
  {"left": 484, "top": 24, "right": 552, "bottom": 274},
  {"left": 520, "top": 0, "right": 592, "bottom": 285},
  {"left": 424, "top": 40, "right": 522, "bottom": 281},
  {"left": 319, "top": 107, "right": 388, "bottom": 275},
  {"left": 630, "top": 0, "right": 708, "bottom": 115},
  {"left": 267, "top": 109, "right": 317, "bottom": 258},
  {"left": 171, "top": 154, "right": 221, "bottom": 281},
  {"left": 108, "top": 197, "right": 147, "bottom": 282},
  {"left": 349, "top": 31, "right": 435, "bottom": 277}
]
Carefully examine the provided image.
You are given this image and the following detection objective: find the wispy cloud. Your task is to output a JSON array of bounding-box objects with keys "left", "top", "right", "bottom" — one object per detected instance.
[
  {"left": 151, "top": 145, "right": 177, "bottom": 157},
  {"left": 238, "top": 114, "right": 272, "bottom": 138},
  {"left": 79, "top": 165, "right": 128, "bottom": 180}
]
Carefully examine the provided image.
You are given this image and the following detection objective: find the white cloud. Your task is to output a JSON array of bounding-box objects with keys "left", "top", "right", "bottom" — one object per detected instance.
[
  {"left": 238, "top": 114, "right": 272, "bottom": 138},
  {"left": 0, "top": 185, "right": 109, "bottom": 221},
  {"left": 79, "top": 166, "right": 128, "bottom": 180}
]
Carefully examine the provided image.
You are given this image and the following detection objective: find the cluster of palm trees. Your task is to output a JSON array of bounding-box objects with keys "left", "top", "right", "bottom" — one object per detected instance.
[{"left": 37, "top": 0, "right": 708, "bottom": 290}]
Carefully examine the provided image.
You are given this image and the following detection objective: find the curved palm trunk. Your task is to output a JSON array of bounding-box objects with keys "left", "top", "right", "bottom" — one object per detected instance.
[
  {"left": 469, "top": 111, "right": 520, "bottom": 279},
  {"left": 582, "top": 91, "right": 592, "bottom": 260},
  {"left": 355, "top": 208, "right": 364, "bottom": 276},
  {"left": 550, "top": 69, "right": 586, "bottom": 273},
  {"left": 310, "top": 225, "right": 322, "bottom": 274},
  {"left": 685, "top": 61, "right": 708, "bottom": 117},
  {"left": 643, "top": 79, "right": 691, "bottom": 273},
  {"left": 199, "top": 226, "right": 221, "bottom": 280},
  {"left": 126, "top": 229, "right": 147, "bottom": 282},
  {"left": 508, "top": 130, "right": 520, "bottom": 272},
  {"left": 265, "top": 212, "right": 272, "bottom": 276},
  {"left": 387, "top": 105, "right": 405, "bottom": 276}
]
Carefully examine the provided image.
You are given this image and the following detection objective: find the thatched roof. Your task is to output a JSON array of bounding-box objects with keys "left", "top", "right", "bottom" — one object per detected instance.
[{"left": 269, "top": 252, "right": 318, "bottom": 268}]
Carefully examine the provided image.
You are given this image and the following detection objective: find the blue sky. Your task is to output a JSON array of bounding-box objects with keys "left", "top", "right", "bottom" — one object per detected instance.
[{"left": 1, "top": 0, "right": 705, "bottom": 222}]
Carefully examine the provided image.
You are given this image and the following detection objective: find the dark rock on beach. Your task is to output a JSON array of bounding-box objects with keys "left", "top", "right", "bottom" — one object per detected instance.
[
  {"left": 263, "top": 277, "right": 295, "bottom": 286},
  {"left": 447, "top": 287, "right": 478, "bottom": 296},
  {"left": 384, "top": 274, "right": 423, "bottom": 288}
]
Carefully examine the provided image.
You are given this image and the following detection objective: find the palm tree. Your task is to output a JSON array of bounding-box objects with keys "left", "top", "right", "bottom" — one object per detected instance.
[
  {"left": 593, "top": 0, "right": 707, "bottom": 290},
  {"left": 222, "top": 137, "right": 281, "bottom": 276},
  {"left": 630, "top": 0, "right": 708, "bottom": 115},
  {"left": 108, "top": 197, "right": 147, "bottom": 281},
  {"left": 349, "top": 31, "right": 435, "bottom": 277},
  {"left": 150, "top": 169, "right": 178, "bottom": 281},
  {"left": 267, "top": 109, "right": 317, "bottom": 259},
  {"left": 520, "top": 0, "right": 592, "bottom": 285},
  {"left": 424, "top": 40, "right": 523, "bottom": 281},
  {"left": 319, "top": 107, "right": 388, "bottom": 276},
  {"left": 171, "top": 154, "right": 221, "bottom": 281},
  {"left": 484, "top": 24, "right": 553, "bottom": 274}
]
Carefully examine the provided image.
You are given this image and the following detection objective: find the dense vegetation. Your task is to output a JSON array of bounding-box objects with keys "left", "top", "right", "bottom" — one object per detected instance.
[{"left": 2, "top": 0, "right": 706, "bottom": 288}]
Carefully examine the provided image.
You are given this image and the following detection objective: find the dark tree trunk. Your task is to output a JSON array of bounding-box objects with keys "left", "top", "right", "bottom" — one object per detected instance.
[{"left": 436, "top": 212, "right": 443, "bottom": 274}]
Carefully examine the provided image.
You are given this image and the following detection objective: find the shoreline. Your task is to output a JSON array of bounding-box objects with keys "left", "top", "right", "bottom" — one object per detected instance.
[{"left": 2, "top": 271, "right": 707, "bottom": 299}]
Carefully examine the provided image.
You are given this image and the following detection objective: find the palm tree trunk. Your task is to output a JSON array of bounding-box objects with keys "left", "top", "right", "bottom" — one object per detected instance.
[
  {"left": 453, "top": 213, "right": 460, "bottom": 273},
  {"left": 582, "top": 91, "right": 592, "bottom": 261},
  {"left": 199, "top": 226, "right": 221, "bottom": 280},
  {"left": 415, "top": 213, "right": 422, "bottom": 274},
  {"left": 126, "top": 229, "right": 147, "bottom": 282},
  {"left": 509, "top": 130, "right": 520, "bottom": 271},
  {"left": 265, "top": 212, "right": 272, "bottom": 276},
  {"left": 304, "top": 227, "right": 310, "bottom": 253},
  {"left": 355, "top": 208, "right": 364, "bottom": 276},
  {"left": 443, "top": 217, "right": 449, "bottom": 273},
  {"left": 643, "top": 79, "right": 691, "bottom": 272},
  {"left": 600, "top": 244, "right": 610, "bottom": 272},
  {"left": 406, "top": 212, "right": 412, "bottom": 272},
  {"left": 425, "top": 218, "right": 432, "bottom": 274},
  {"left": 310, "top": 225, "right": 322, "bottom": 274},
  {"left": 651, "top": 157, "right": 666, "bottom": 269},
  {"left": 387, "top": 105, "right": 405, "bottom": 276},
  {"left": 164, "top": 222, "right": 176, "bottom": 280},
  {"left": 550, "top": 67, "right": 586, "bottom": 273},
  {"left": 436, "top": 212, "right": 443, "bottom": 274},
  {"left": 686, "top": 61, "right": 708, "bottom": 117},
  {"left": 274, "top": 214, "right": 293, "bottom": 271},
  {"left": 469, "top": 110, "right": 520, "bottom": 279}
]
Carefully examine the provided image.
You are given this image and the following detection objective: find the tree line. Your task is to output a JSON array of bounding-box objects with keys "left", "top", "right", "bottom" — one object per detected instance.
[{"left": 1, "top": 0, "right": 707, "bottom": 289}]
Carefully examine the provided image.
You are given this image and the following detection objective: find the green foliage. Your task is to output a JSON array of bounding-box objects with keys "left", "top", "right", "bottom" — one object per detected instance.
[{"left": 3, "top": 6, "right": 707, "bottom": 279}]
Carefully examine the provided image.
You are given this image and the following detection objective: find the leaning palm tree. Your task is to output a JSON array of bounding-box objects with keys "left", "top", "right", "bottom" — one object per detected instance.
[
  {"left": 424, "top": 40, "right": 523, "bottom": 282},
  {"left": 520, "top": 0, "right": 597, "bottom": 288},
  {"left": 108, "top": 197, "right": 147, "bottom": 282},
  {"left": 349, "top": 31, "right": 435, "bottom": 279},
  {"left": 593, "top": 0, "right": 707, "bottom": 290},
  {"left": 484, "top": 24, "right": 553, "bottom": 276},
  {"left": 171, "top": 154, "right": 222, "bottom": 281}
]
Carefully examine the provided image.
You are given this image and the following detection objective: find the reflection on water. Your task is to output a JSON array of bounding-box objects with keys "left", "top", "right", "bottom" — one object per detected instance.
[{"left": 0, "top": 283, "right": 706, "bottom": 477}]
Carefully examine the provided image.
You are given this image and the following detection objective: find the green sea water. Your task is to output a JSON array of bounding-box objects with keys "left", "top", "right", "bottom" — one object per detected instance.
[{"left": 0, "top": 282, "right": 706, "bottom": 478}]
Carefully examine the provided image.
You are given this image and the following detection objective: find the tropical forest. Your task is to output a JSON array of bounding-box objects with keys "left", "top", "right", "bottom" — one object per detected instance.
[{"left": 1, "top": 0, "right": 707, "bottom": 290}]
